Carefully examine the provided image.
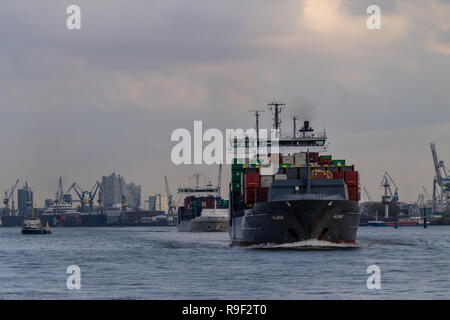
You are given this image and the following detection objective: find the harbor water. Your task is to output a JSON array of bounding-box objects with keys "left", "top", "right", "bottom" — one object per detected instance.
[{"left": 0, "top": 226, "right": 449, "bottom": 299}]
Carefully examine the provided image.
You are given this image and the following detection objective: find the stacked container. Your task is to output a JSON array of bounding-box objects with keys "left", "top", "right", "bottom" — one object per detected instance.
[{"left": 344, "top": 171, "right": 359, "bottom": 201}]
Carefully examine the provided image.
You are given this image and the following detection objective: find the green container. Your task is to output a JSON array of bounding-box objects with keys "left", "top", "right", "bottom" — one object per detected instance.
[
  {"left": 233, "top": 158, "right": 245, "bottom": 165},
  {"left": 232, "top": 182, "right": 241, "bottom": 193},
  {"left": 232, "top": 163, "right": 243, "bottom": 170},
  {"left": 280, "top": 163, "right": 292, "bottom": 167},
  {"left": 232, "top": 170, "right": 242, "bottom": 182},
  {"left": 332, "top": 159, "right": 346, "bottom": 166},
  {"left": 319, "top": 155, "right": 332, "bottom": 159}
]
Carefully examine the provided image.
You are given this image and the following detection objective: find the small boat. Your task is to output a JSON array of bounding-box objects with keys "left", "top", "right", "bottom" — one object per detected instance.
[
  {"left": 368, "top": 217, "right": 427, "bottom": 227},
  {"left": 21, "top": 217, "right": 52, "bottom": 234}
]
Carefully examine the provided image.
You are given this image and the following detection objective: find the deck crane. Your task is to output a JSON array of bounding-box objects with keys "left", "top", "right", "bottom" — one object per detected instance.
[
  {"left": 118, "top": 174, "right": 128, "bottom": 224},
  {"left": 3, "top": 179, "right": 19, "bottom": 216},
  {"left": 164, "top": 175, "right": 176, "bottom": 222},
  {"left": 67, "top": 182, "right": 89, "bottom": 212},
  {"left": 430, "top": 142, "right": 449, "bottom": 212}
]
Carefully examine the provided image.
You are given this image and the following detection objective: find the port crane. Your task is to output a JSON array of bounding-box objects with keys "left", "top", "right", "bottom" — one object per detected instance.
[
  {"left": 67, "top": 182, "right": 89, "bottom": 212},
  {"left": 381, "top": 171, "right": 399, "bottom": 218},
  {"left": 3, "top": 179, "right": 19, "bottom": 216},
  {"left": 87, "top": 181, "right": 102, "bottom": 212},
  {"left": 430, "top": 142, "right": 449, "bottom": 213},
  {"left": 164, "top": 175, "right": 176, "bottom": 222}
]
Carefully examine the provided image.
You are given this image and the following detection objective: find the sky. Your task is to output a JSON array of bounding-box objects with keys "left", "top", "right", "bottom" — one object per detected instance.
[{"left": 0, "top": 0, "right": 449, "bottom": 205}]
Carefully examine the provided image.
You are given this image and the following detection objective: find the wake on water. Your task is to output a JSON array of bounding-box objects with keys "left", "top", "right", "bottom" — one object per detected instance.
[{"left": 247, "top": 239, "right": 362, "bottom": 250}]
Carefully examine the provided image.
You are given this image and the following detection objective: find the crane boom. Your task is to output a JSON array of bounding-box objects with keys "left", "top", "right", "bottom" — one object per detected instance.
[{"left": 363, "top": 187, "right": 372, "bottom": 202}]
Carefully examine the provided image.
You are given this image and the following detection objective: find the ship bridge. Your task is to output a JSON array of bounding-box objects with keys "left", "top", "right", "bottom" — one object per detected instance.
[{"left": 231, "top": 122, "right": 328, "bottom": 158}]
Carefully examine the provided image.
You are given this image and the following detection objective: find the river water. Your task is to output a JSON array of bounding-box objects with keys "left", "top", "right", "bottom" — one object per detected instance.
[{"left": 0, "top": 226, "right": 449, "bottom": 299}]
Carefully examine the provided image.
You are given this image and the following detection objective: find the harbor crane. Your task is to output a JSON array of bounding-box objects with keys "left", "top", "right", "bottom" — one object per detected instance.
[
  {"left": 67, "top": 180, "right": 102, "bottom": 213},
  {"left": 88, "top": 181, "right": 102, "bottom": 212},
  {"left": 422, "top": 186, "right": 431, "bottom": 203},
  {"left": 3, "top": 179, "right": 19, "bottom": 216},
  {"left": 164, "top": 175, "right": 176, "bottom": 222},
  {"left": 430, "top": 142, "right": 449, "bottom": 213},
  {"left": 67, "top": 182, "right": 89, "bottom": 212},
  {"left": 363, "top": 187, "right": 373, "bottom": 202}
]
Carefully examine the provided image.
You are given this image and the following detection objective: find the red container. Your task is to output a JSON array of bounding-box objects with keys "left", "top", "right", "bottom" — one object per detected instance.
[
  {"left": 347, "top": 186, "right": 359, "bottom": 201},
  {"left": 332, "top": 171, "right": 345, "bottom": 179},
  {"left": 345, "top": 171, "right": 358, "bottom": 185},
  {"left": 244, "top": 172, "right": 260, "bottom": 188},
  {"left": 309, "top": 152, "right": 319, "bottom": 163},
  {"left": 244, "top": 188, "right": 257, "bottom": 204},
  {"left": 319, "top": 158, "right": 332, "bottom": 166}
]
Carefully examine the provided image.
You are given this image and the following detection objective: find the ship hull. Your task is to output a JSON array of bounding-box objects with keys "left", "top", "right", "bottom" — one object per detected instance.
[
  {"left": 21, "top": 228, "right": 51, "bottom": 234},
  {"left": 178, "top": 217, "right": 229, "bottom": 232},
  {"left": 230, "top": 199, "right": 360, "bottom": 245}
]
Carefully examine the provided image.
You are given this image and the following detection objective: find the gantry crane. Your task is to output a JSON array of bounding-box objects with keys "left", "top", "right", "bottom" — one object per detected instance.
[{"left": 3, "top": 179, "right": 19, "bottom": 216}]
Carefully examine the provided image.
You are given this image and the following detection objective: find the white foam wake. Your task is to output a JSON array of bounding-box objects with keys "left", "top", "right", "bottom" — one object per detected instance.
[{"left": 248, "top": 239, "right": 361, "bottom": 250}]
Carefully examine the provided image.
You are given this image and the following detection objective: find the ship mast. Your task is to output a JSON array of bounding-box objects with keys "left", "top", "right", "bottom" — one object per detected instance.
[
  {"left": 249, "top": 110, "right": 265, "bottom": 159},
  {"left": 268, "top": 100, "right": 285, "bottom": 136},
  {"left": 291, "top": 115, "right": 300, "bottom": 138}
]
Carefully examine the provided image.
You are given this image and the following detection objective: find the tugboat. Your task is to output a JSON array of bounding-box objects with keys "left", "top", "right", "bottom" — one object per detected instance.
[
  {"left": 22, "top": 217, "right": 52, "bottom": 234},
  {"left": 21, "top": 201, "right": 51, "bottom": 234}
]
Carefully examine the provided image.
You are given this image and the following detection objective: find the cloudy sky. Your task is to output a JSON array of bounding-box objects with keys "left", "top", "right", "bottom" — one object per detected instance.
[{"left": 1, "top": 0, "right": 449, "bottom": 205}]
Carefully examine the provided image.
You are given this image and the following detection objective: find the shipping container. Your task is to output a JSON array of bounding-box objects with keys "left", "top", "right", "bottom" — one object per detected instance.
[
  {"left": 319, "top": 157, "right": 332, "bottom": 166},
  {"left": 309, "top": 152, "right": 319, "bottom": 163},
  {"left": 244, "top": 172, "right": 260, "bottom": 188},
  {"left": 260, "top": 175, "right": 274, "bottom": 188},
  {"left": 274, "top": 174, "right": 288, "bottom": 180},
  {"left": 345, "top": 171, "right": 358, "bottom": 186},
  {"left": 294, "top": 152, "right": 307, "bottom": 166},
  {"left": 332, "top": 171, "right": 345, "bottom": 179},
  {"left": 232, "top": 182, "right": 242, "bottom": 193},
  {"left": 244, "top": 188, "right": 257, "bottom": 204},
  {"left": 331, "top": 159, "right": 346, "bottom": 166},
  {"left": 281, "top": 155, "right": 295, "bottom": 165},
  {"left": 232, "top": 170, "right": 242, "bottom": 182},
  {"left": 347, "top": 186, "right": 359, "bottom": 201},
  {"left": 311, "top": 169, "right": 332, "bottom": 179}
]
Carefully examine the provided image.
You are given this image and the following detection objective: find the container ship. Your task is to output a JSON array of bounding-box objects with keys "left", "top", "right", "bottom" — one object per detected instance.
[
  {"left": 229, "top": 102, "right": 360, "bottom": 245},
  {"left": 177, "top": 178, "right": 229, "bottom": 232}
]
